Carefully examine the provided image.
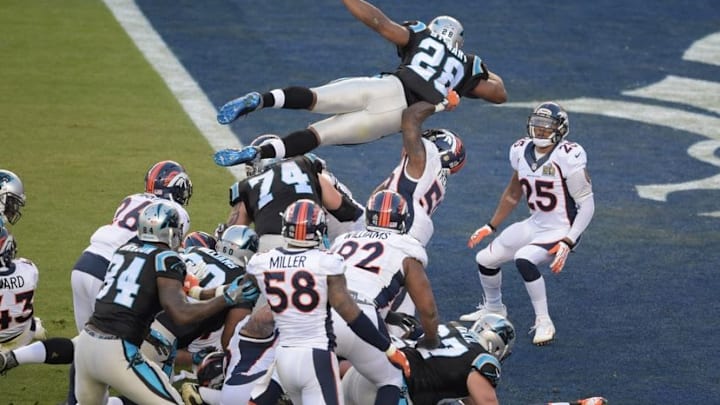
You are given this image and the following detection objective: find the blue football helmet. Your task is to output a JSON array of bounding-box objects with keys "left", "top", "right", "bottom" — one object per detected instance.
[
  {"left": 527, "top": 101, "right": 569, "bottom": 148},
  {"left": 281, "top": 199, "right": 328, "bottom": 248},
  {"left": 182, "top": 231, "right": 217, "bottom": 250},
  {"left": 137, "top": 201, "right": 184, "bottom": 250},
  {"left": 145, "top": 160, "right": 193, "bottom": 206},
  {"left": 0, "top": 170, "right": 26, "bottom": 225},
  {"left": 365, "top": 190, "right": 409, "bottom": 234},
  {"left": 216, "top": 225, "right": 259, "bottom": 266},
  {"left": 423, "top": 128, "right": 467, "bottom": 174}
]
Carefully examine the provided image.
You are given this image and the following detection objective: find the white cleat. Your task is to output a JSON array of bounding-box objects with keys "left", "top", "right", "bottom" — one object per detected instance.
[
  {"left": 459, "top": 303, "right": 507, "bottom": 322},
  {"left": 531, "top": 316, "right": 555, "bottom": 345}
]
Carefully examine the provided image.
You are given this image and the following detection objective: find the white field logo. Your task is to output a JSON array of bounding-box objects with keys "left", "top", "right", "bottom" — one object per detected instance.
[{"left": 506, "top": 33, "right": 720, "bottom": 218}]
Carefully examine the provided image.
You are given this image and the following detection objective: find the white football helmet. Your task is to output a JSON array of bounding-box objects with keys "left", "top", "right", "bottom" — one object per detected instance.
[
  {"left": 470, "top": 313, "right": 516, "bottom": 361},
  {"left": 137, "top": 201, "right": 184, "bottom": 250},
  {"left": 0, "top": 170, "right": 26, "bottom": 225},
  {"left": 429, "top": 16, "right": 464, "bottom": 49}
]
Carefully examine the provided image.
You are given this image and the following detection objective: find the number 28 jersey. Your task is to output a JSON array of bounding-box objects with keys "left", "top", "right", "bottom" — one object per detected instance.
[
  {"left": 510, "top": 138, "right": 588, "bottom": 230},
  {"left": 395, "top": 22, "right": 490, "bottom": 105},
  {"left": 246, "top": 247, "right": 345, "bottom": 350},
  {"left": 229, "top": 156, "right": 323, "bottom": 237}
]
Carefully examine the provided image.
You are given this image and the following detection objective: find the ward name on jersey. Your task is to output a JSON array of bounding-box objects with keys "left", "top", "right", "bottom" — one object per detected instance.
[{"left": 0, "top": 258, "right": 38, "bottom": 341}]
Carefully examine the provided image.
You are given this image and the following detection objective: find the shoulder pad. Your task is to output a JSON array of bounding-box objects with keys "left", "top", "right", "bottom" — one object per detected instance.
[
  {"left": 402, "top": 20, "right": 427, "bottom": 33},
  {"left": 471, "top": 56, "right": 486, "bottom": 76},
  {"left": 229, "top": 181, "right": 244, "bottom": 206},
  {"left": 471, "top": 353, "right": 502, "bottom": 387},
  {"left": 156, "top": 250, "right": 186, "bottom": 275}
]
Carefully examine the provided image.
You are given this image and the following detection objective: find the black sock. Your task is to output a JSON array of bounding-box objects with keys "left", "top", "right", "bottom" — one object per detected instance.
[
  {"left": 258, "top": 129, "right": 318, "bottom": 159},
  {"left": 284, "top": 129, "right": 319, "bottom": 157},
  {"left": 262, "top": 86, "right": 313, "bottom": 109},
  {"left": 43, "top": 337, "right": 75, "bottom": 364},
  {"left": 282, "top": 86, "right": 314, "bottom": 109}
]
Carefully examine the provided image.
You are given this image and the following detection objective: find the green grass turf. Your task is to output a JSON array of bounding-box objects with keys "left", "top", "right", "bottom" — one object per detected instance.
[{"left": 1, "top": 1, "right": 234, "bottom": 402}]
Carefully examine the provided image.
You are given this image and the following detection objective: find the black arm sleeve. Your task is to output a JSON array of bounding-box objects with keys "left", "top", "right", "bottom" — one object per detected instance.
[{"left": 327, "top": 195, "right": 363, "bottom": 222}]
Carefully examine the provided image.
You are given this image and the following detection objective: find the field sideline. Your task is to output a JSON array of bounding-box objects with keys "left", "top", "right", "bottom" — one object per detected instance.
[{"left": 1, "top": 1, "right": 234, "bottom": 402}]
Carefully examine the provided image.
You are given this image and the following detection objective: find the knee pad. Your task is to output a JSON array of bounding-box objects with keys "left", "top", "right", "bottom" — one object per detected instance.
[
  {"left": 477, "top": 264, "right": 500, "bottom": 276},
  {"left": 515, "top": 258, "right": 542, "bottom": 282}
]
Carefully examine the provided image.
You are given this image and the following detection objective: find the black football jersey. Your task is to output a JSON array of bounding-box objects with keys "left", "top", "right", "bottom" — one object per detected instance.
[
  {"left": 394, "top": 21, "right": 490, "bottom": 105},
  {"left": 229, "top": 155, "right": 323, "bottom": 237},
  {"left": 89, "top": 242, "right": 186, "bottom": 346},
  {"left": 153, "top": 245, "right": 251, "bottom": 348},
  {"left": 403, "top": 322, "right": 499, "bottom": 405}
]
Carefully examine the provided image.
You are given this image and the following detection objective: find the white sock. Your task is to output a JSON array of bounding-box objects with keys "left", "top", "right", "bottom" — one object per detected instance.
[
  {"left": 269, "top": 89, "right": 285, "bottom": 108},
  {"left": 12, "top": 341, "right": 47, "bottom": 364},
  {"left": 479, "top": 271, "right": 503, "bottom": 309},
  {"left": 524, "top": 277, "right": 550, "bottom": 320},
  {"left": 267, "top": 138, "right": 286, "bottom": 159},
  {"left": 199, "top": 386, "right": 222, "bottom": 405}
]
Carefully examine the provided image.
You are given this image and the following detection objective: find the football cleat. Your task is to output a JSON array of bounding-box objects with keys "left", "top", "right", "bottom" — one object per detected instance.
[
  {"left": 213, "top": 146, "right": 260, "bottom": 167},
  {"left": 33, "top": 317, "right": 48, "bottom": 340},
  {"left": 530, "top": 316, "right": 556, "bottom": 345},
  {"left": 217, "top": 91, "right": 263, "bottom": 124},
  {"left": 459, "top": 303, "right": 507, "bottom": 322},
  {"left": 0, "top": 350, "right": 19, "bottom": 375},
  {"left": 181, "top": 382, "right": 204, "bottom": 405}
]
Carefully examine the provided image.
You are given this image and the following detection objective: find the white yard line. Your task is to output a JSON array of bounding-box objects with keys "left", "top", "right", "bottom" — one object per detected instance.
[{"left": 102, "top": 0, "right": 246, "bottom": 180}]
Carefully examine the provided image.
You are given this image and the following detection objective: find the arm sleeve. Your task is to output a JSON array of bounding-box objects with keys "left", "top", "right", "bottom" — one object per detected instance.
[{"left": 565, "top": 169, "right": 594, "bottom": 244}]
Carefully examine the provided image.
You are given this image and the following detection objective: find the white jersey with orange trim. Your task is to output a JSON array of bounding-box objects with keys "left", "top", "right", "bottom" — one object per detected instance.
[
  {"left": 0, "top": 258, "right": 39, "bottom": 342},
  {"left": 246, "top": 246, "right": 345, "bottom": 350},
  {"left": 330, "top": 230, "right": 427, "bottom": 318},
  {"left": 84, "top": 193, "right": 189, "bottom": 261},
  {"left": 381, "top": 138, "right": 447, "bottom": 246},
  {"left": 510, "top": 137, "right": 588, "bottom": 233}
]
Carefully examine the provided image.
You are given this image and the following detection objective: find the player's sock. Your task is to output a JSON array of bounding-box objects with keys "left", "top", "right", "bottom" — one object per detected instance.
[
  {"left": 265, "top": 86, "right": 313, "bottom": 109},
  {"left": 199, "top": 386, "right": 222, "bottom": 404},
  {"left": 260, "top": 129, "right": 319, "bottom": 159},
  {"left": 478, "top": 266, "right": 503, "bottom": 308},
  {"left": 42, "top": 337, "right": 75, "bottom": 364},
  {"left": 12, "top": 341, "right": 47, "bottom": 364}
]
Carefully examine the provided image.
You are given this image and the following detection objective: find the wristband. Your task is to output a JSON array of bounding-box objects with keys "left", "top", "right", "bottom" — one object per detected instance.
[
  {"left": 215, "top": 285, "right": 226, "bottom": 298},
  {"left": 188, "top": 286, "right": 202, "bottom": 300},
  {"left": 561, "top": 238, "right": 575, "bottom": 248},
  {"left": 487, "top": 223, "right": 496, "bottom": 232}
]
